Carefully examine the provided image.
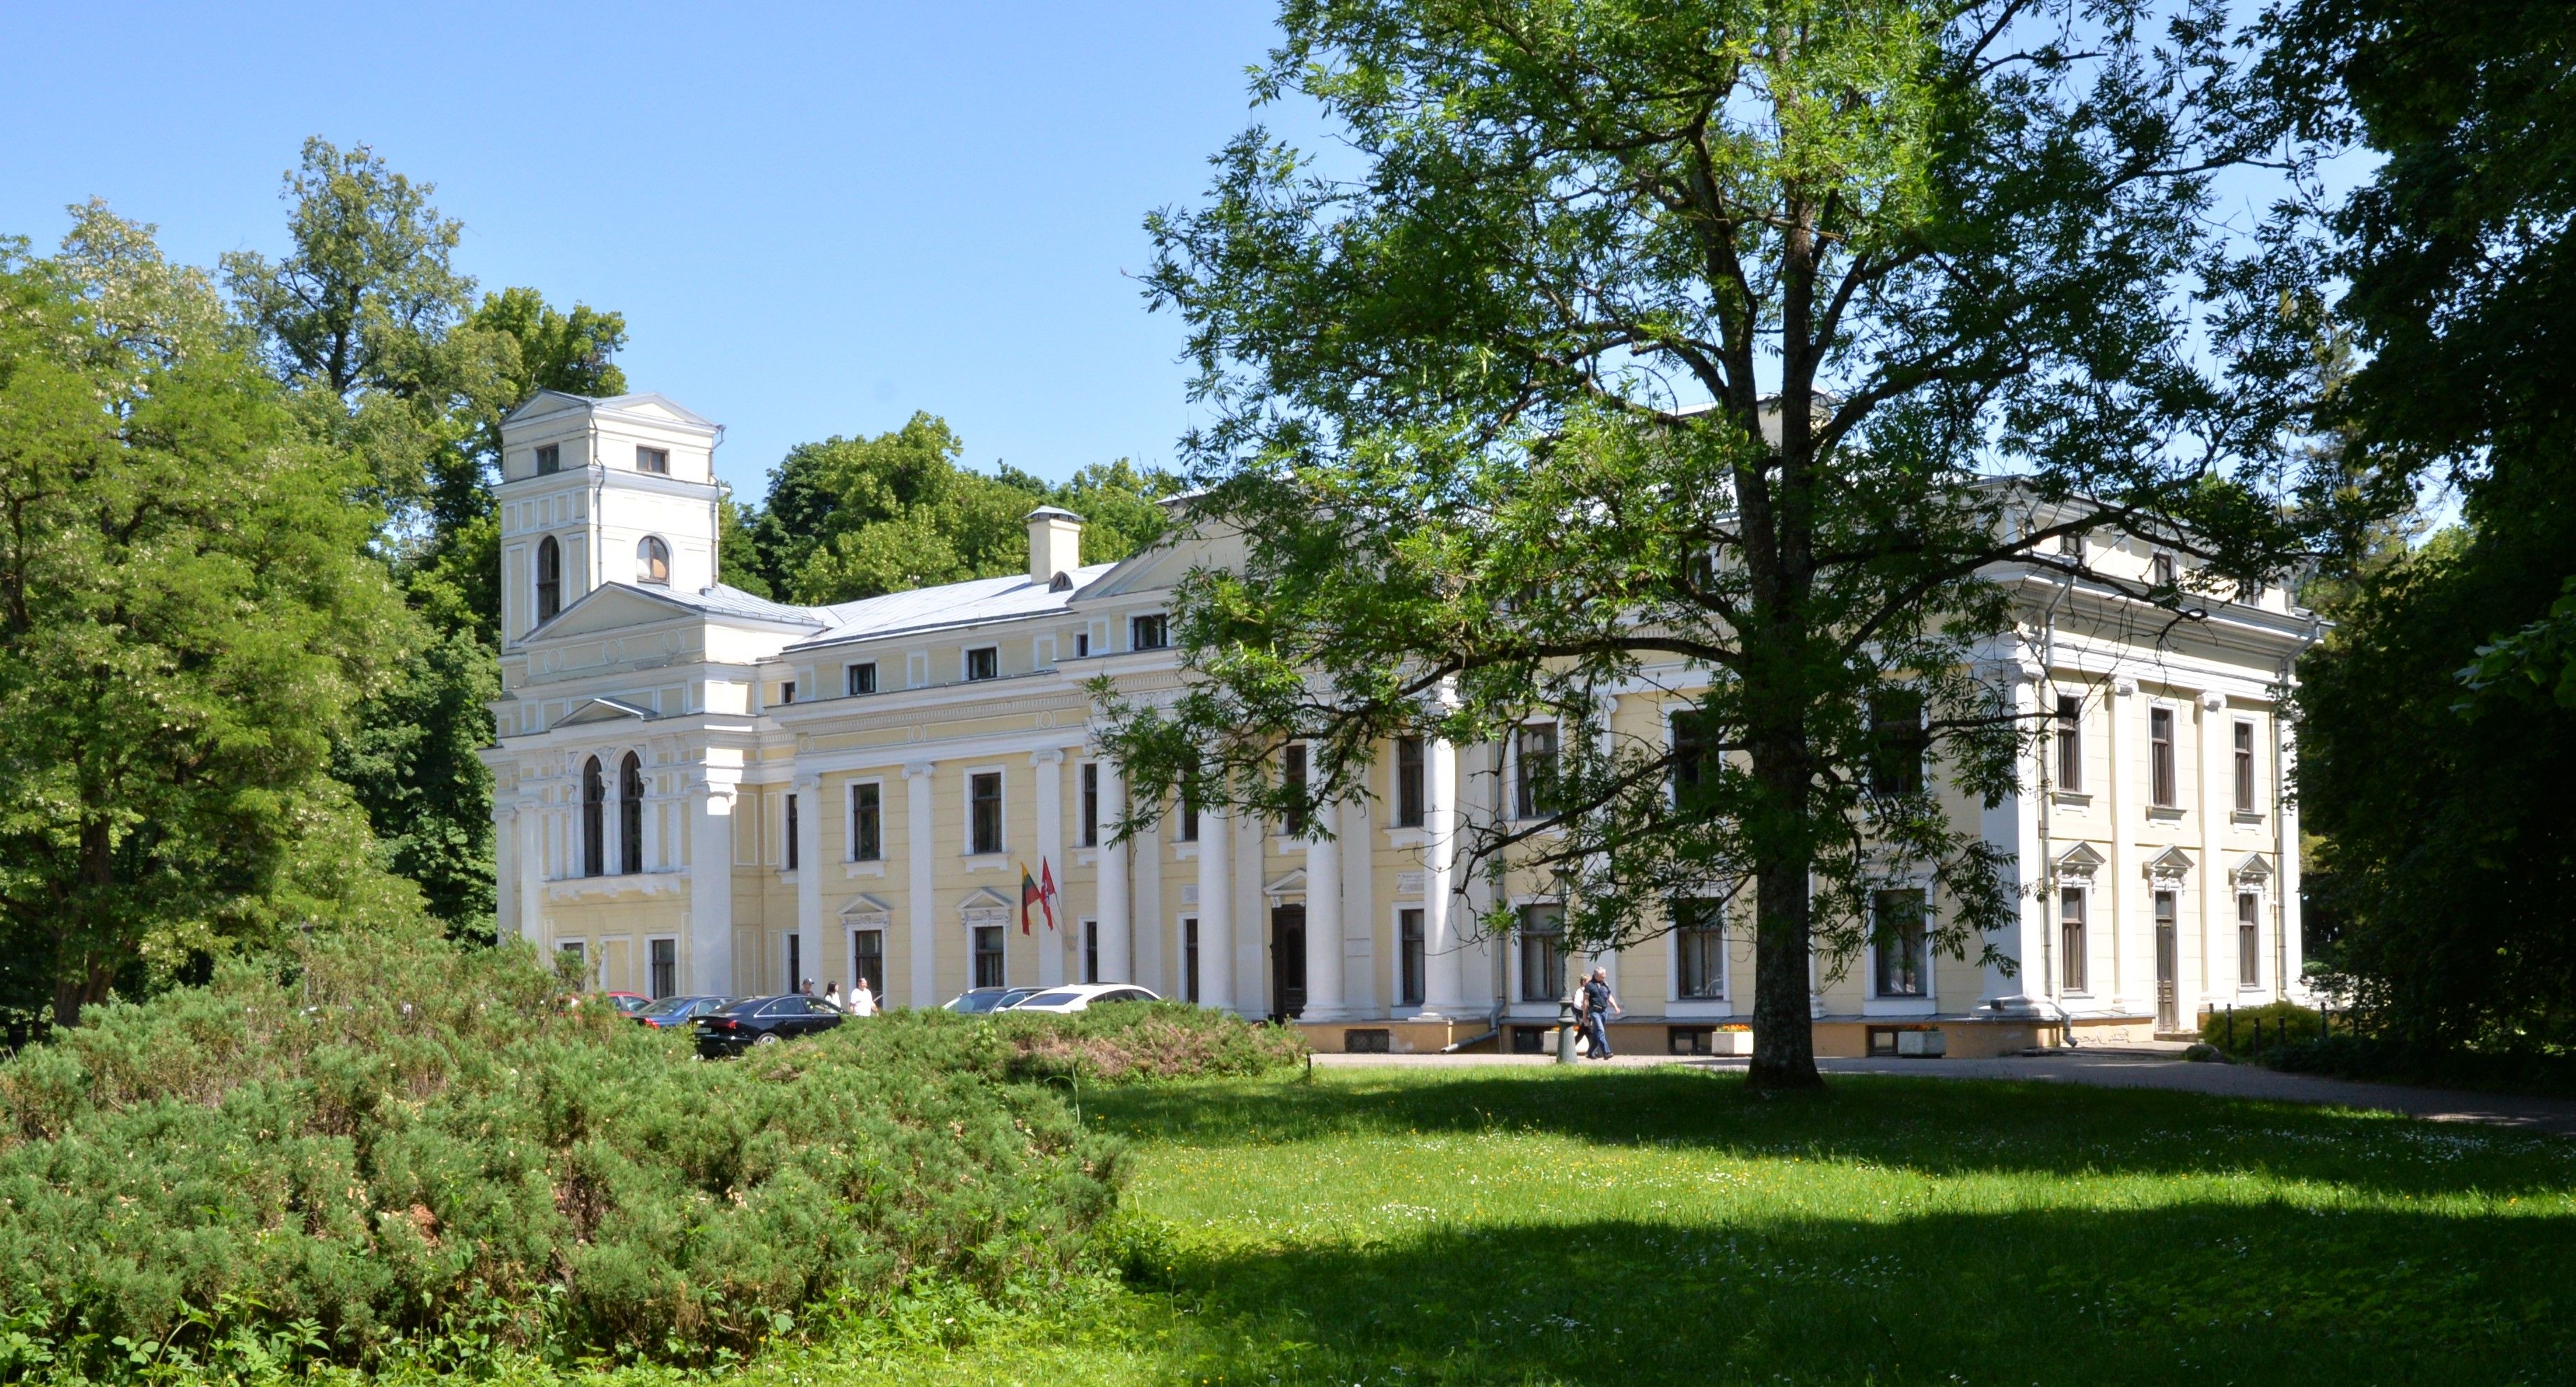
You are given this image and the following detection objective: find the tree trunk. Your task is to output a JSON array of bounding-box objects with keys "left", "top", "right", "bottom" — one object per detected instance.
[
  {"left": 1747, "top": 740, "right": 1825, "bottom": 1091},
  {"left": 51, "top": 813, "right": 118, "bottom": 1029}
]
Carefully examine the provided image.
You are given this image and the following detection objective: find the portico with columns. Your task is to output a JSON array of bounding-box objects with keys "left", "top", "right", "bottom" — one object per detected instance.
[{"left": 480, "top": 388, "right": 2315, "bottom": 1055}]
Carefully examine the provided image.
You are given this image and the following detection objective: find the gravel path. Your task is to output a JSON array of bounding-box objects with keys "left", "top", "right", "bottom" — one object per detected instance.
[{"left": 1313, "top": 1047, "right": 2576, "bottom": 1135}]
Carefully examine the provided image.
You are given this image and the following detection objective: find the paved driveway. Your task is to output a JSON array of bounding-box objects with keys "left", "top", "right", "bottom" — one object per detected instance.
[{"left": 1315, "top": 1048, "right": 2576, "bottom": 1135}]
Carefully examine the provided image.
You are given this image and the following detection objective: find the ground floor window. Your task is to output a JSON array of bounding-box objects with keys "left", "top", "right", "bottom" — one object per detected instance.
[
  {"left": 1399, "top": 907, "right": 1425, "bottom": 1006},
  {"left": 649, "top": 938, "right": 677, "bottom": 999},
  {"left": 1673, "top": 898, "right": 1724, "bottom": 999},
  {"left": 1517, "top": 903, "right": 1564, "bottom": 1002},
  {"left": 1668, "top": 1026, "right": 1714, "bottom": 1055},
  {"left": 1183, "top": 916, "right": 1201, "bottom": 1003},
  {"left": 2237, "top": 892, "right": 2260, "bottom": 988},
  {"left": 2060, "top": 887, "right": 2087, "bottom": 994},
  {"left": 972, "top": 926, "right": 1004, "bottom": 989},
  {"left": 787, "top": 932, "right": 803, "bottom": 994},
  {"left": 1871, "top": 888, "right": 1927, "bottom": 998},
  {"left": 850, "top": 928, "right": 884, "bottom": 996},
  {"left": 1083, "top": 919, "right": 1099, "bottom": 983},
  {"left": 557, "top": 940, "right": 586, "bottom": 987}
]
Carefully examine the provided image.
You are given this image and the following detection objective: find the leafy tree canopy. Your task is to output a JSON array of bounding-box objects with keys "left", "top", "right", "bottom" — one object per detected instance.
[{"left": 1101, "top": 0, "right": 2336, "bottom": 1088}]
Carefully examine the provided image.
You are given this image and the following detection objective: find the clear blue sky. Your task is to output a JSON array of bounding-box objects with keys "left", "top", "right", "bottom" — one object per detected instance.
[{"left": 0, "top": 1, "right": 1308, "bottom": 498}]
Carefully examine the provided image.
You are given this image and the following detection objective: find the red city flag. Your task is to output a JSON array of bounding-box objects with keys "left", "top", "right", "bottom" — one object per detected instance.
[{"left": 1038, "top": 858, "right": 1059, "bottom": 932}]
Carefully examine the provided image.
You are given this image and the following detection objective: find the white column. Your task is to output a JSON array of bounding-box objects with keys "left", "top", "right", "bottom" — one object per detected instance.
[
  {"left": 2275, "top": 712, "right": 2303, "bottom": 1001},
  {"left": 1979, "top": 663, "right": 2045, "bottom": 1008},
  {"left": 2197, "top": 689, "right": 2230, "bottom": 1010},
  {"left": 493, "top": 800, "right": 520, "bottom": 944},
  {"left": 794, "top": 771, "right": 822, "bottom": 993},
  {"left": 1301, "top": 798, "right": 1343, "bottom": 1019},
  {"left": 1456, "top": 741, "right": 1499, "bottom": 1011},
  {"left": 1197, "top": 806, "right": 1234, "bottom": 1012},
  {"left": 1033, "top": 748, "right": 1067, "bottom": 987},
  {"left": 904, "top": 762, "right": 937, "bottom": 1007},
  {"left": 1341, "top": 792, "right": 1376, "bottom": 1015},
  {"left": 686, "top": 773, "right": 736, "bottom": 996},
  {"left": 1133, "top": 812, "right": 1164, "bottom": 994},
  {"left": 516, "top": 794, "right": 543, "bottom": 947},
  {"left": 2106, "top": 675, "right": 2137, "bottom": 1010},
  {"left": 1097, "top": 759, "right": 1132, "bottom": 982},
  {"left": 1419, "top": 736, "right": 1467, "bottom": 1017},
  {"left": 642, "top": 771, "right": 663, "bottom": 871}
]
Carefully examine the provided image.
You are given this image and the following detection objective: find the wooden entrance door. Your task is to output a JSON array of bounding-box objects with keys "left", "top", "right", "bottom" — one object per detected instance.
[{"left": 1270, "top": 903, "right": 1307, "bottom": 1019}]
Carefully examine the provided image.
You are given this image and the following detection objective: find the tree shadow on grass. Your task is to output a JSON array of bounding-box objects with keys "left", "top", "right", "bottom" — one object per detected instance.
[
  {"left": 1114, "top": 1202, "right": 2576, "bottom": 1386},
  {"left": 1088, "top": 1069, "right": 2576, "bottom": 1198}
]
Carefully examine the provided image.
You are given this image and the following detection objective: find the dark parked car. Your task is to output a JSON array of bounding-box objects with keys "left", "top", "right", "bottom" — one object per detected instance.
[
  {"left": 693, "top": 994, "right": 844, "bottom": 1057},
  {"left": 944, "top": 987, "right": 1038, "bottom": 1015},
  {"left": 632, "top": 994, "right": 731, "bottom": 1029},
  {"left": 603, "top": 992, "right": 653, "bottom": 1014}
]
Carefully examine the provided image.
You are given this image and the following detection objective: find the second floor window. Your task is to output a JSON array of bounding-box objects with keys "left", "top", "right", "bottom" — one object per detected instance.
[
  {"left": 1867, "top": 689, "right": 1927, "bottom": 797},
  {"left": 846, "top": 661, "right": 876, "bottom": 696},
  {"left": 970, "top": 772, "right": 1003, "bottom": 855},
  {"left": 1282, "top": 743, "right": 1309, "bottom": 836},
  {"left": 636, "top": 445, "right": 669, "bottom": 474},
  {"left": 2150, "top": 551, "right": 2177, "bottom": 587},
  {"left": 2150, "top": 706, "right": 2178, "bottom": 807},
  {"left": 536, "top": 536, "right": 562, "bottom": 624},
  {"left": 2055, "top": 694, "right": 2082, "bottom": 791},
  {"left": 2234, "top": 720, "right": 2256, "bottom": 812},
  {"left": 637, "top": 535, "right": 670, "bottom": 586},
  {"left": 965, "top": 647, "right": 998, "bottom": 682},
  {"left": 1395, "top": 736, "right": 1425, "bottom": 827},
  {"left": 850, "top": 783, "right": 882, "bottom": 861},
  {"left": 535, "top": 442, "right": 561, "bottom": 475},
  {"left": 1130, "top": 613, "right": 1168, "bottom": 650},
  {"left": 784, "top": 793, "right": 799, "bottom": 870},
  {"left": 1514, "top": 722, "right": 1559, "bottom": 820},
  {"left": 1671, "top": 710, "right": 1716, "bottom": 808},
  {"left": 1080, "top": 763, "right": 1100, "bottom": 847}
]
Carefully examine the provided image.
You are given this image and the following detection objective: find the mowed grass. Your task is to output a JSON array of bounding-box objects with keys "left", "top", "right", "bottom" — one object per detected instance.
[{"left": 851, "top": 1066, "right": 2576, "bottom": 1386}]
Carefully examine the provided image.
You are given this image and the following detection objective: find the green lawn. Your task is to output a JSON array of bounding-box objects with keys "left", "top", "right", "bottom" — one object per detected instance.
[{"left": 827, "top": 1066, "right": 2576, "bottom": 1386}]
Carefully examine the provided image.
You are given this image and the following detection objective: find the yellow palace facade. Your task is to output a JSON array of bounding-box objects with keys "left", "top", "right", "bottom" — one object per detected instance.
[{"left": 480, "top": 390, "right": 2317, "bottom": 1057}]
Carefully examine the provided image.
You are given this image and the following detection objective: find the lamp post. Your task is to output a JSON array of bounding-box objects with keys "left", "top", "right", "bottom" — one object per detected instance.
[{"left": 1556, "top": 996, "right": 1579, "bottom": 1064}]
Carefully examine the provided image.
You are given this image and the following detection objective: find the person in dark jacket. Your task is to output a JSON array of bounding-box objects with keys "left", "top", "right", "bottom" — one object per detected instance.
[{"left": 1580, "top": 967, "right": 1620, "bottom": 1060}]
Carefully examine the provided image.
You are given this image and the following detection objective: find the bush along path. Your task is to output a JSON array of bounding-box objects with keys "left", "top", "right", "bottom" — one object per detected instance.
[{"left": 0, "top": 920, "right": 1303, "bottom": 1379}]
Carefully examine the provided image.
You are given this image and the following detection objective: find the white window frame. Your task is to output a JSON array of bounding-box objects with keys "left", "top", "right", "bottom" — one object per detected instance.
[
  {"left": 2147, "top": 701, "right": 2182, "bottom": 811},
  {"left": 1392, "top": 902, "right": 1427, "bottom": 1014},
  {"left": 645, "top": 933, "right": 681, "bottom": 999},
  {"left": 635, "top": 445, "right": 670, "bottom": 474},
  {"left": 1130, "top": 611, "right": 1170, "bottom": 651},
  {"left": 963, "top": 645, "right": 1001, "bottom": 682},
  {"left": 845, "top": 661, "right": 878, "bottom": 697},
  {"left": 962, "top": 765, "right": 1007, "bottom": 858},
  {"left": 1863, "top": 884, "right": 1937, "bottom": 1013},
  {"left": 2058, "top": 884, "right": 2090, "bottom": 997},
  {"left": 847, "top": 778, "right": 886, "bottom": 862},
  {"left": 2235, "top": 887, "right": 2266, "bottom": 992},
  {"left": 1507, "top": 721, "right": 1560, "bottom": 823},
  {"left": 1666, "top": 895, "right": 1730, "bottom": 1011},
  {"left": 1507, "top": 896, "right": 1569, "bottom": 1010}
]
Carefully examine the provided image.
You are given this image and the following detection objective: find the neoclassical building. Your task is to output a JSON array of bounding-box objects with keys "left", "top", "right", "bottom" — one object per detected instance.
[{"left": 480, "top": 390, "right": 2314, "bottom": 1056}]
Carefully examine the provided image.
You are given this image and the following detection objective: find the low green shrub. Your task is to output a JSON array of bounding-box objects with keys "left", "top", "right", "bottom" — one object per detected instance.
[
  {"left": 807, "top": 1002, "right": 1306, "bottom": 1086},
  {"left": 2197, "top": 1001, "right": 2333, "bottom": 1059},
  {"left": 2258, "top": 1032, "right": 2576, "bottom": 1097},
  {"left": 0, "top": 921, "right": 1120, "bottom": 1376}
]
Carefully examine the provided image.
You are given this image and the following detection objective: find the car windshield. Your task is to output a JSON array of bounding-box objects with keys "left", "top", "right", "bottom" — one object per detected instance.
[
  {"left": 1019, "top": 990, "right": 1082, "bottom": 1008},
  {"left": 639, "top": 996, "right": 696, "bottom": 1017},
  {"left": 716, "top": 998, "right": 773, "bottom": 1017}
]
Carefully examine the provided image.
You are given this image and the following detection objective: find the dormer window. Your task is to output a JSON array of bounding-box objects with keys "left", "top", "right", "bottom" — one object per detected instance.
[
  {"left": 636, "top": 446, "right": 669, "bottom": 475},
  {"left": 636, "top": 535, "right": 670, "bottom": 586},
  {"left": 536, "top": 443, "right": 561, "bottom": 475},
  {"left": 1131, "top": 614, "right": 1169, "bottom": 650},
  {"left": 965, "top": 647, "right": 999, "bottom": 682}
]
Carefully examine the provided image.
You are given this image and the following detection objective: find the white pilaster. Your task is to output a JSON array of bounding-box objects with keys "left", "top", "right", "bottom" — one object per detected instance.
[
  {"left": 1097, "top": 759, "right": 1132, "bottom": 983},
  {"left": 904, "top": 762, "right": 937, "bottom": 1008},
  {"left": 1301, "top": 798, "right": 1344, "bottom": 1019},
  {"left": 2197, "top": 689, "right": 2229, "bottom": 1009},
  {"left": 686, "top": 773, "right": 736, "bottom": 996},
  {"left": 1198, "top": 806, "right": 1234, "bottom": 1012},
  {"left": 794, "top": 771, "right": 822, "bottom": 993},
  {"left": 1419, "top": 736, "right": 1467, "bottom": 1017},
  {"left": 2107, "top": 675, "right": 2136, "bottom": 1010},
  {"left": 1979, "top": 663, "right": 2045, "bottom": 1008},
  {"left": 1033, "top": 748, "right": 1066, "bottom": 987},
  {"left": 2276, "top": 712, "right": 2303, "bottom": 1001},
  {"left": 492, "top": 800, "right": 520, "bottom": 944},
  {"left": 516, "top": 794, "right": 543, "bottom": 947}
]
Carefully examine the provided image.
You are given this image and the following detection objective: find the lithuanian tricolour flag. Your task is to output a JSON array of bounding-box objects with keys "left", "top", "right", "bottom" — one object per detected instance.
[{"left": 1019, "top": 863, "right": 1043, "bottom": 935}]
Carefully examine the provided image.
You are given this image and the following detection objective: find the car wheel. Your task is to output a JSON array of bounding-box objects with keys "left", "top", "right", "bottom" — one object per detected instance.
[{"left": 753, "top": 1032, "right": 781, "bottom": 1048}]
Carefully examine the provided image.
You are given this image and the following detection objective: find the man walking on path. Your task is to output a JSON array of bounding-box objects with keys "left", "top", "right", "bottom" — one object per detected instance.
[{"left": 1580, "top": 967, "right": 1620, "bottom": 1060}]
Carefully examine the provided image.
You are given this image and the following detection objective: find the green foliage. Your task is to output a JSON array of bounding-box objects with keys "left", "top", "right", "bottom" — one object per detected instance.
[
  {"left": 740, "top": 414, "right": 1177, "bottom": 604},
  {"left": 1109, "top": 0, "right": 2330, "bottom": 1088},
  {"left": 330, "top": 626, "right": 501, "bottom": 933},
  {"left": 830, "top": 1003, "right": 1306, "bottom": 1087},
  {"left": 2198, "top": 1000, "right": 2330, "bottom": 1059},
  {"left": 0, "top": 250, "right": 419, "bottom": 1031},
  {"left": 0, "top": 921, "right": 1122, "bottom": 1375}
]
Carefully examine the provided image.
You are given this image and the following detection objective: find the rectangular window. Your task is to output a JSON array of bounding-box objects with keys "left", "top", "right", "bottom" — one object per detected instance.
[
  {"left": 850, "top": 928, "right": 884, "bottom": 995},
  {"left": 785, "top": 793, "right": 799, "bottom": 870},
  {"left": 779, "top": 681, "right": 795, "bottom": 706},
  {"left": 2150, "top": 707, "right": 2177, "bottom": 807},
  {"left": 787, "top": 932, "right": 802, "bottom": 994},
  {"left": 1176, "top": 769, "right": 1199, "bottom": 841},
  {"left": 1672, "top": 710, "right": 1716, "bottom": 807},
  {"left": 846, "top": 661, "right": 876, "bottom": 696},
  {"left": 1396, "top": 737, "right": 1425, "bottom": 827},
  {"left": 636, "top": 445, "right": 670, "bottom": 475},
  {"left": 1183, "top": 917, "right": 1201, "bottom": 1003},
  {"left": 1075, "top": 630, "right": 1090, "bottom": 658},
  {"left": 964, "top": 647, "right": 998, "bottom": 682},
  {"left": 970, "top": 772, "right": 1003, "bottom": 855},
  {"left": 649, "top": 938, "right": 677, "bottom": 999},
  {"left": 2055, "top": 694, "right": 2082, "bottom": 792},
  {"left": 2234, "top": 720, "right": 2256, "bottom": 813},
  {"left": 972, "top": 926, "right": 1005, "bottom": 989},
  {"left": 1399, "top": 907, "right": 1425, "bottom": 1006},
  {"left": 1516, "top": 902, "right": 1564, "bottom": 1003},
  {"left": 535, "top": 442, "right": 561, "bottom": 475},
  {"left": 850, "top": 783, "right": 882, "bottom": 862},
  {"left": 1871, "top": 888, "right": 1927, "bottom": 998},
  {"left": 1282, "top": 743, "right": 1309, "bottom": 837},
  {"left": 1080, "top": 763, "right": 1100, "bottom": 847},
  {"left": 1083, "top": 920, "right": 1100, "bottom": 984},
  {"left": 1674, "top": 898, "right": 1725, "bottom": 1000},
  {"left": 2057, "top": 529, "right": 2082, "bottom": 556},
  {"left": 2150, "top": 551, "right": 2176, "bottom": 586},
  {"left": 1514, "top": 722, "right": 1559, "bottom": 820},
  {"left": 2238, "top": 892, "right": 2261, "bottom": 988},
  {"left": 1869, "top": 689, "right": 1927, "bottom": 796},
  {"left": 2060, "top": 887, "right": 2087, "bottom": 994},
  {"left": 1130, "top": 613, "right": 1168, "bottom": 650}
]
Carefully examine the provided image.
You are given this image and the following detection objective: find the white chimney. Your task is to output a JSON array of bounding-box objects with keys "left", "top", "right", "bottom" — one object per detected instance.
[{"left": 1026, "top": 506, "right": 1085, "bottom": 585}]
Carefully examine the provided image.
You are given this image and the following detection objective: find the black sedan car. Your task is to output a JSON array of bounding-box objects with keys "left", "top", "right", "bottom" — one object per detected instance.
[
  {"left": 631, "top": 994, "right": 732, "bottom": 1030},
  {"left": 693, "top": 994, "right": 844, "bottom": 1057}
]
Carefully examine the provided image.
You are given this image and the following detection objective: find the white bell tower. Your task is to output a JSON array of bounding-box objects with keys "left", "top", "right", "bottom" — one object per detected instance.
[{"left": 493, "top": 391, "right": 725, "bottom": 645}]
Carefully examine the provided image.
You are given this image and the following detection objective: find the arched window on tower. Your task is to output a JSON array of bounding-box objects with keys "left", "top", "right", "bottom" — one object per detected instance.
[
  {"left": 581, "top": 756, "right": 606, "bottom": 878},
  {"left": 619, "top": 752, "right": 644, "bottom": 874},
  {"left": 637, "top": 535, "right": 670, "bottom": 586},
  {"left": 536, "top": 536, "right": 563, "bottom": 624}
]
